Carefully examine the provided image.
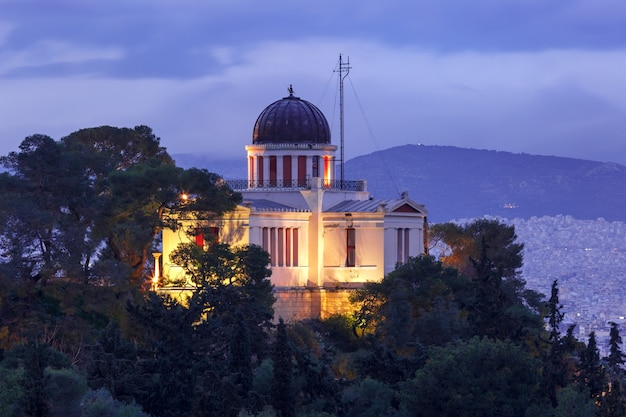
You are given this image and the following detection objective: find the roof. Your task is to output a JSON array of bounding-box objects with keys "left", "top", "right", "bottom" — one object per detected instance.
[
  {"left": 327, "top": 195, "right": 427, "bottom": 215},
  {"left": 252, "top": 89, "right": 331, "bottom": 145},
  {"left": 243, "top": 199, "right": 310, "bottom": 212}
]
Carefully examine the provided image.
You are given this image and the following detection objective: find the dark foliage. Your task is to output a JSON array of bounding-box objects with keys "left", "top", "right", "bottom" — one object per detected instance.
[{"left": 272, "top": 318, "right": 295, "bottom": 417}]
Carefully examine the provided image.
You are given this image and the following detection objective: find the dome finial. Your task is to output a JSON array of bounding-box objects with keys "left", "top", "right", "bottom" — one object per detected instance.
[{"left": 288, "top": 84, "right": 294, "bottom": 96}]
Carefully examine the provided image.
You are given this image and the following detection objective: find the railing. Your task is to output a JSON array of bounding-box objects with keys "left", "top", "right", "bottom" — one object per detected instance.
[
  {"left": 225, "top": 179, "right": 366, "bottom": 192},
  {"left": 246, "top": 143, "right": 337, "bottom": 150}
]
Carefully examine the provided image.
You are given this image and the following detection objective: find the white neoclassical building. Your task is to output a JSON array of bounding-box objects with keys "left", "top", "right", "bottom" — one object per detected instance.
[{"left": 160, "top": 89, "right": 428, "bottom": 320}]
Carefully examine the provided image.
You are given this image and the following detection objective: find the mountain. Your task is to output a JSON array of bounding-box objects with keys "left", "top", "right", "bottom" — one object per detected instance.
[
  {"left": 344, "top": 145, "right": 626, "bottom": 223},
  {"left": 173, "top": 145, "right": 626, "bottom": 223},
  {"left": 171, "top": 154, "right": 245, "bottom": 179}
]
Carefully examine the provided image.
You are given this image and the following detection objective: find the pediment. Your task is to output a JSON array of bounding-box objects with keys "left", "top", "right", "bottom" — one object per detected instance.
[{"left": 392, "top": 203, "right": 421, "bottom": 213}]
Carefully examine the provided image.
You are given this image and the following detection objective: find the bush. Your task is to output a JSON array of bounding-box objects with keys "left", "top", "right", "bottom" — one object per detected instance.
[
  {"left": 46, "top": 367, "right": 88, "bottom": 417},
  {"left": 81, "top": 388, "right": 150, "bottom": 417},
  {"left": 0, "top": 366, "right": 23, "bottom": 417}
]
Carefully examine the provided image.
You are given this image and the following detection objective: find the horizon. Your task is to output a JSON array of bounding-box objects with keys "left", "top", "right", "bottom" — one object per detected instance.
[{"left": 171, "top": 142, "right": 626, "bottom": 167}]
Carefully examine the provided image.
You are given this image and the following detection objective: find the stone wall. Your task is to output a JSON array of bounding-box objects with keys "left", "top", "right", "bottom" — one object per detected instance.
[
  {"left": 273, "top": 287, "right": 358, "bottom": 322},
  {"left": 158, "top": 286, "right": 360, "bottom": 322}
]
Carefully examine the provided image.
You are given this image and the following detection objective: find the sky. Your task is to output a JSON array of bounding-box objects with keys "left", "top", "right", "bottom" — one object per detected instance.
[{"left": 1, "top": 0, "right": 625, "bottom": 165}]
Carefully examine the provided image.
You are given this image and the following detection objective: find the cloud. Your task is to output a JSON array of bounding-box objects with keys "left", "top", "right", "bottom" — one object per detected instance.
[
  {"left": 1, "top": 1, "right": 625, "bottom": 165},
  {"left": 0, "top": 40, "right": 123, "bottom": 76},
  {"left": 2, "top": 38, "right": 624, "bottom": 165},
  {"left": 0, "top": 21, "right": 15, "bottom": 46}
]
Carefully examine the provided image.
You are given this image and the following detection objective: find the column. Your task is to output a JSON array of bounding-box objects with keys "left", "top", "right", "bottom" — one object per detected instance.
[
  {"left": 263, "top": 156, "right": 270, "bottom": 186},
  {"left": 277, "top": 155, "right": 284, "bottom": 185}
]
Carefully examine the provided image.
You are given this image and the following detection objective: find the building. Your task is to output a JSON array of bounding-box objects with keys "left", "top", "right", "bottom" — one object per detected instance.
[{"left": 159, "top": 88, "right": 428, "bottom": 320}]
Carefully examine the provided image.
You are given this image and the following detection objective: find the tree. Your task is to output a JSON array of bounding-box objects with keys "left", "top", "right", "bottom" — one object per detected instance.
[
  {"left": 542, "top": 279, "right": 572, "bottom": 407},
  {"left": 60, "top": 125, "right": 173, "bottom": 173},
  {"left": 271, "top": 318, "right": 295, "bottom": 417},
  {"left": 430, "top": 218, "right": 523, "bottom": 280},
  {"left": 399, "top": 336, "right": 542, "bottom": 417},
  {"left": 552, "top": 385, "right": 597, "bottom": 417},
  {"left": 229, "top": 309, "right": 253, "bottom": 396},
  {"left": 86, "top": 321, "right": 145, "bottom": 404},
  {"left": 608, "top": 322, "right": 625, "bottom": 375},
  {"left": 602, "top": 323, "right": 626, "bottom": 417},
  {"left": 0, "top": 135, "right": 100, "bottom": 284},
  {"left": 429, "top": 219, "right": 544, "bottom": 343},
  {"left": 341, "top": 377, "right": 396, "bottom": 417},
  {"left": 102, "top": 164, "right": 241, "bottom": 285},
  {"left": 468, "top": 236, "right": 506, "bottom": 338},
  {"left": 127, "top": 293, "right": 207, "bottom": 417},
  {"left": 352, "top": 255, "right": 469, "bottom": 353},
  {"left": 600, "top": 379, "right": 626, "bottom": 417},
  {"left": 169, "top": 242, "right": 274, "bottom": 355},
  {"left": 20, "top": 342, "right": 50, "bottom": 417},
  {"left": 0, "top": 126, "right": 241, "bottom": 286},
  {"left": 127, "top": 242, "right": 274, "bottom": 417},
  {"left": 579, "top": 331, "right": 606, "bottom": 399}
]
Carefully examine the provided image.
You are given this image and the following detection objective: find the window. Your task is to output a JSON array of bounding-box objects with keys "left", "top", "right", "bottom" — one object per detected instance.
[
  {"left": 262, "top": 227, "right": 269, "bottom": 260},
  {"left": 277, "top": 227, "right": 284, "bottom": 266},
  {"left": 323, "top": 156, "right": 332, "bottom": 186},
  {"left": 285, "top": 228, "right": 291, "bottom": 267},
  {"left": 195, "top": 226, "right": 204, "bottom": 247},
  {"left": 258, "top": 155, "right": 264, "bottom": 183},
  {"left": 270, "top": 227, "right": 277, "bottom": 266},
  {"left": 283, "top": 156, "right": 292, "bottom": 185},
  {"left": 397, "top": 228, "right": 410, "bottom": 264},
  {"left": 292, "top": 228, "right": 299, "bottom": 266},
  {"left": 262, "top": 227, "right": 299, "bottom": 267},
  {"left": 298, "top": 156, "right": 307, "bottom": 186},
  {"left": 194, "top": 226, "right": 219, "bottom": 248},
  {"left": 346, "top": 227, "right": 356, "bottom": 267},
  {"left": 209, "top": 227, "right": 220, "bottom": 244},
  {"left": 269, "top": 156, "right": 277, "bottom": 186}
]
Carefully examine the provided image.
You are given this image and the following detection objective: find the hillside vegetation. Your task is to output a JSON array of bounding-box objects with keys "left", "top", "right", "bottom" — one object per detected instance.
[{"left": 2, "top": 131, "right": 625, "bottom": 416}]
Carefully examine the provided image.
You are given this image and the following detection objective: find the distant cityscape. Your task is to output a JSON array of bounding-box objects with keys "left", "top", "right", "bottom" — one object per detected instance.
[{"left": 510, "top": 215, "right": 626, "bottom": 355}]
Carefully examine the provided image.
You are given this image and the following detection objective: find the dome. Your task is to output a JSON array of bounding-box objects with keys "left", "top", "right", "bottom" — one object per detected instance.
[{"left": 253, "top": 88, "right": 331, "bottom": 145}]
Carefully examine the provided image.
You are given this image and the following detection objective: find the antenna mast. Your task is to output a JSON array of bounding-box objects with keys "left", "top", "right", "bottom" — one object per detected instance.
[{"left": 335, "top": 54, "right": 351, "bottom": 186}]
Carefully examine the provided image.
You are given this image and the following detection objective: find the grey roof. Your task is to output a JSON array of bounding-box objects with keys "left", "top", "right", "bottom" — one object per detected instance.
[
  {"left": 326, "top": 199, "right": 391, "bottom": 213},
  {"left": 244, "top": 199, "right": 310, "bottom": 212},
  {"left": 327, "top": 197, "right": 427, "bottom": 214}
]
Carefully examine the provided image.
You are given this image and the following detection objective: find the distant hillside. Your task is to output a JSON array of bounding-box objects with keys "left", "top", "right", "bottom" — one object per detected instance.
[
  {"left": 173, "top": 145, "right": 626, "bottom": 223},
  {"left": 344, "top": 145, "right": 626, "bottom": 223},
  {"left": 172, "top": 154, "right": 245, "bottom": 179}
]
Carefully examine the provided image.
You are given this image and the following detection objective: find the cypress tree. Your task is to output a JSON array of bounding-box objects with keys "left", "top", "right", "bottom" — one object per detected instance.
[
  {"left": 600, "top": 379, "right": 626, "bottom": 417},
  {"left": 20, "top": 342, "right": 49, "bottom": 417},
  {"left": 230, "top": 309, "right": 253, "bottom": 395},
  {"left": 579, "top": 331, "right": 606, "bottom": 399},
  {"left": 271, "top": 318, "right": 295, "bottom": 417},
  {"left": 543, "top": 279, "right": 567, "bottom": 407},
  {"left": 608, "top": 322, "right": 626, "bottom": 375}
]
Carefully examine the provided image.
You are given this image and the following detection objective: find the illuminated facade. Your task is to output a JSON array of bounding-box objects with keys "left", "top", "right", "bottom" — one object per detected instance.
[{"left": 159, "top": 89, "right": 428, "bottom": 320}]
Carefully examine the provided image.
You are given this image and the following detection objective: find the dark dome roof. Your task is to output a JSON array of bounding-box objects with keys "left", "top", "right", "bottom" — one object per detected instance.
[{"left": 253, "top": 91, "right": 331, "bottom": 145}]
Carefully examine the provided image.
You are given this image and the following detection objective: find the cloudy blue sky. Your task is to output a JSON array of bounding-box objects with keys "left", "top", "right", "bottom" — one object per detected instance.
[{"left": 1, "top": 0, "right": 625, "bottom": 164}]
